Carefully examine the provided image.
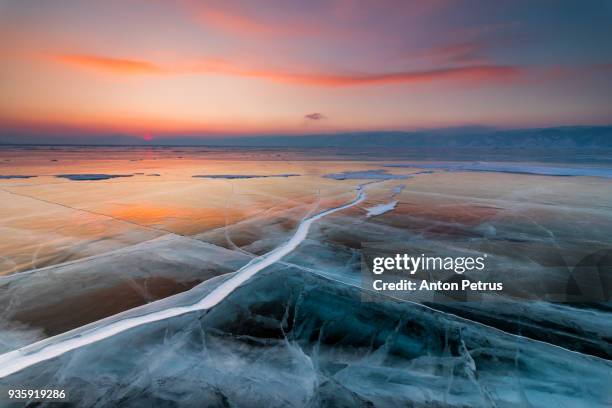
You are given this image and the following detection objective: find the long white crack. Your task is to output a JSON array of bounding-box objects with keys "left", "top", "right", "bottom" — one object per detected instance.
[{"left": 0, "top": 186, "right": 367, "bottom": 379}]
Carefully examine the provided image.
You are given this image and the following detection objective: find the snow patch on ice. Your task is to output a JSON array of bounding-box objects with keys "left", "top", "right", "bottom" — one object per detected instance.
[
  {"left": 324, "top": 170, "right": 407, "bottom": 180},
  {"left": 366, "top": 200, "right": 398, "bottom": 217},
  {"left": 391, "top": 185, "right": 405, "bottom": 196}
]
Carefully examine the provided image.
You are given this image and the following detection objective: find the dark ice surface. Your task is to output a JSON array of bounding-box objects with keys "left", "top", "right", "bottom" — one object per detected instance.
[
  {"left": 56, "top": 174, "right": 134, "bottom": 181},
  {"left": 383, "top": 162, "right": 612, "bottom": 178},
  {"left": 0, "top": 145, "right": 610, "bottom": 407},
  {"left": 193, "top": 174, "right": 300, "bottom": 179}
]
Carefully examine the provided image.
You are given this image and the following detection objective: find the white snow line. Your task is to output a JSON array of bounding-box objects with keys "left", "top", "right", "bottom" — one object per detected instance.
[{"left": 0, "top": 188, "right": 367, "bottom": 379}]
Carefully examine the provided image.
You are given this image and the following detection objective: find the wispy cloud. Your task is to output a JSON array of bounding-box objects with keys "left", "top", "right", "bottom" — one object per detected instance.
[
  {"left": 197, "top": 8, "right": 280, "bottom": 36},
  {"left": 191, "top": 58, "right": 521, "bottom": 86},
  {"left": 416, "top": 41, "right": 488, "bottom": 64},
  {"left": 55, "top": 54, "right": 167, "bottom": 75},
  {"left": 189, "top": 3, "right": 322, "bottom": 38}
]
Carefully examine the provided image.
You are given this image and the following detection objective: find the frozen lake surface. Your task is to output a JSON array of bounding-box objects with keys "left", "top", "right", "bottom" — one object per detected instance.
[{"left": 0, "top": 146, "right": 610, "bottom": 406}]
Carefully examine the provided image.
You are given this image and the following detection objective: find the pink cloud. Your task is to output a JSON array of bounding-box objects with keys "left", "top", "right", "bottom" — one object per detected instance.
[
  {"left": 55, "top": 54, "right": 166, "bottom": 75},
  {"left": 52, "top": 53, "right": 522, "bottom": 87}
]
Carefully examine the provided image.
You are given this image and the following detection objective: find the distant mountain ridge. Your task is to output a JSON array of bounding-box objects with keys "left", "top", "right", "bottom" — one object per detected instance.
[
  {"left": 202, "top": 126, "right": 612, "bottom": 148},
  {"left": 1, "top": 126, "right": 611, "bottom": 148}
]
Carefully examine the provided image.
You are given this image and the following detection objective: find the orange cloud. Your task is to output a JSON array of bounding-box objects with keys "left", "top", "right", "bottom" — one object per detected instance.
[
  {"left": 55, "top": 54, "right": 167, "bottom": 75},
  {"left": 193, "top": 59, "right": 521, "bottom": 86},
  {"left": 53, "top": 53, "right": 521, "bottom": 86}
]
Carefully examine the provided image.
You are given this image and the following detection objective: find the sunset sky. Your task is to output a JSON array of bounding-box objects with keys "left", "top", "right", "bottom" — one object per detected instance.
[{"left": 1, "top": 0, "right": 611, "bottom": 141}]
